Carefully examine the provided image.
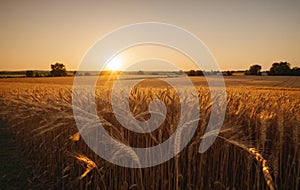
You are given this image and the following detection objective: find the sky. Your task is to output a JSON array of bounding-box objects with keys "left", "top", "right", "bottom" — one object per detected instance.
[{"left": 0, "top": 0, "right": 299, "bottom": 71}]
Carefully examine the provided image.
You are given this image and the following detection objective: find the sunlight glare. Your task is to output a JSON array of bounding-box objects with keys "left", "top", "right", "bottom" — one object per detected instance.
[{"left": 106, "top": 57, "right": 123, "bottom": 71}]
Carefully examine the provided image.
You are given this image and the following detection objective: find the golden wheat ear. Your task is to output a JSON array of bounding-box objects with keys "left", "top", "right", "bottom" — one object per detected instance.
[
  {"left": 68, "top": 152, "right": 97, "bottom": 179},
  {"left": 218, "top": 136, "right": 276, "bottom": 190},
  {"left": 69, "top": 132, "right": 80, "bottom": 142}
]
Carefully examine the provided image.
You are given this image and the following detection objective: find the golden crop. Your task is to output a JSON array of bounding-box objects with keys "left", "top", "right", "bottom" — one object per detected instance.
[{"left": 0, "top": 77, "right": 299, "bottom": 189}]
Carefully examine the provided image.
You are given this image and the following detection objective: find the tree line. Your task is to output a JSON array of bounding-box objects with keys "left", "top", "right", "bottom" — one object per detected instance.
[
  {"left": 186, "top": 61, "right": 299, "bottom": 76},
  {"left": 185, "top": 70, "right": 233, "bottom": 76},
  {"left": 245, "top": 62, "right": 300, "bottom": 76},
  {"left": 26, "top": 62, "right": 67, "bottom": 77},
  {"left": 24, "top": 61, "right": 299, "bottom": 78}
]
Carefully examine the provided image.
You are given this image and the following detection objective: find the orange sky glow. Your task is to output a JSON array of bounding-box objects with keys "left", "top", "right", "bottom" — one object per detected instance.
[{"left": 0, "top": 1, "right": 299, "bottom": 71}]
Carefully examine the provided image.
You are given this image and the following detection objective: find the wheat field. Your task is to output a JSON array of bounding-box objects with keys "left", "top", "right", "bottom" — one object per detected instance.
[{"left": 0, "top": 76, "right": 299, "bottom": 189}]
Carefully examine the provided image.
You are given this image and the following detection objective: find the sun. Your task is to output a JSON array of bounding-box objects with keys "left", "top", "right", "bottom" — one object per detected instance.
[{"left": 106, "top": 57, "right": 123, "bottom": 71}]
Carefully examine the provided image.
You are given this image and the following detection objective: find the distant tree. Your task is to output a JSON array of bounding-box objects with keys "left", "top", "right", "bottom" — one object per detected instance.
[
  {"left": 227, "top": 71, "right": 233, "bottom": 76},
  {"left": 245, "top": 64, "right": 262, "bottom": 75},
  {"left": 269, "top": 62, "right": 280, "bottom": 75},
  {"left": 291, "top": 67, "right": 300, "bottom": 76},
  {"left": 34, "top": 72, "right": 41, "bottom": 77},
  {"left": 196, "top": 70, "right": 204, "bottom": 76},
  {"left": 269, "top": 62, "right": 292, "bottom": 76},
  {"left": 138, "top": 70, "right": 144, "bottom": 75},
  {"left": 187, "top": 70, "right": 196, "bottom": 76},
  {"left": 50, "top": 63, "right": 67, "bottom": 76},
  {"left": 26, "top": 70, "right": 34, "bottom": 77}
]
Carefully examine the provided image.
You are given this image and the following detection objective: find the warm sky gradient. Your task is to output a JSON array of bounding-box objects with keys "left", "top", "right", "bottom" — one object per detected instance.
[{"left": 0, "top": 0, "right": 299, "bottom": 71}]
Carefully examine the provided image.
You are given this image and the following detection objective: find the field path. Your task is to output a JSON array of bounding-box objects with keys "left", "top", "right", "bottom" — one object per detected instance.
[{"left": 0, "top": 120, "right": 32, "bottom": 189}]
